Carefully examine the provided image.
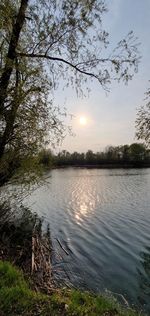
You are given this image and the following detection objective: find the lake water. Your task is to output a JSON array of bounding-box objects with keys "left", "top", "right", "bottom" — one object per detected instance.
[{"left": 25, "top": 168, "right": 150, "bottom": 312}]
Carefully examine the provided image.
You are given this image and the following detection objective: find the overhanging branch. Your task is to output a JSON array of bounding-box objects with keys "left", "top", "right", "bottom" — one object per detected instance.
[
  {"left": 17, "top": 52, "right": 137, "bottom": 84},
  {"left": 17, "top": 52, "right": 102, "bottom": 82}
]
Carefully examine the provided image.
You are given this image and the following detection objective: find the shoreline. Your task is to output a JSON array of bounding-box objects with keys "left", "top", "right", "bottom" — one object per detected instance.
[
  {"left": 0, "top": 205, "right": 145, "bottom": 315},
  {"left": 0, "top": 260, "right": 143, "bottom": 316},
  {"left": 54, "top": 163, "right": 150, "bottom": 169}
]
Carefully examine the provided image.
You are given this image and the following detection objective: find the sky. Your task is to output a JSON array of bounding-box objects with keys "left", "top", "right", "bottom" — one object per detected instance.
[{"left": 54, "top": 0, "right": 150, "bottom": 153}]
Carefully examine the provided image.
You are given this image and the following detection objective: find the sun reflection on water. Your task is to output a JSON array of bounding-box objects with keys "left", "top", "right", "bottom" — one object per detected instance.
[{"left": 71, "top": 180, "right": 96, "bottom": 225}]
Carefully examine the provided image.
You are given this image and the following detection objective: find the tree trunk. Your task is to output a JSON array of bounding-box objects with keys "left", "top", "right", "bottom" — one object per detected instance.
[{"left": 0, "top": 0, "right": 28, "bottom": 159}]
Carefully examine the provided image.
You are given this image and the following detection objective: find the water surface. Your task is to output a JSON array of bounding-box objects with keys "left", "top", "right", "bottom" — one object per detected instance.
[{"left": 25, "top": 168, "right": 150, "bottom": 311}]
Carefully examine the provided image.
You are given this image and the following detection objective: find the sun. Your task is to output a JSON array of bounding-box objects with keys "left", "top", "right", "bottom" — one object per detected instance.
[{"left": 79, "top": 116, "right": 87, "bottom": 125}]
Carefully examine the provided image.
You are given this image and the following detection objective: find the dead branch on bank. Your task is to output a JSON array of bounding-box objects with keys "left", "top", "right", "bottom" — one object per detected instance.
[{"left": 0, "top": 205, "right": 54, "bottom": 293}]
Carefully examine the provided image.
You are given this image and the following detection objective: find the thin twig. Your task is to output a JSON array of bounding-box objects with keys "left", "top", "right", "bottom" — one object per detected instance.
[{"left": 55, "top": 238, "right": 69, "bottom": 255}]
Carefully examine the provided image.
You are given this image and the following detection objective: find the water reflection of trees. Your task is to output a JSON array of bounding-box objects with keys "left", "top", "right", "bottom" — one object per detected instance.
[{"left": 137, "top": 246, "right": 150, "bottom": 311}]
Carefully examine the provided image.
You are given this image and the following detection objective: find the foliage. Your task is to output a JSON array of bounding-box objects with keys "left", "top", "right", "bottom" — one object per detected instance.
[
  {"left": 0, "top": 0, "right": 140, "bottom": 185},
  {"left": 53, "top": 143, "right": 149, "bottom": 166},
  {"left": 38, "top": 148, "right": 54, "bottom": 169},
  {"left": 128, "top": 143, "right": 146, "bottom": 161},
  {"left": 136, "top": 88, "right": 150, "bottom": 148},
  {"left": 0, "top": 261, "right": 142, "bottom": 316}
]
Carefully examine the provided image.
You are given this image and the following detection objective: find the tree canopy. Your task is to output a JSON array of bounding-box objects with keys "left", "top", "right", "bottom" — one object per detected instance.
[
  {"left": 0, "top": 0, "right": 140, "bottom": 185},
  {"left": 39, "top": 143, "right": 150, "bottom": 167},
  {"left": 136, "top": 87, "right": 150, "bottom": 148}
]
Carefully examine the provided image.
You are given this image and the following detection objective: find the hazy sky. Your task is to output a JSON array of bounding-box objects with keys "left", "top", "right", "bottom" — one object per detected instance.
[{"left": 55, "top": 0, "right": 150, "bottom": 153}]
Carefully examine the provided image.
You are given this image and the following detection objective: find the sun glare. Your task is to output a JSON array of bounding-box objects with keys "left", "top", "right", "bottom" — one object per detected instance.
[{"left": 79, "top": 116, "right": 87, "bottom": 125}]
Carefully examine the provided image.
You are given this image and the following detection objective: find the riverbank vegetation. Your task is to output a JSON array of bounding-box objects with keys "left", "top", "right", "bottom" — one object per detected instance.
[
  {"left": 0, "top": 203, "right": 145, "bottom": 316},
  {"left": 1, "top": 142, "right": 149, "bottom": 188},
  {"left": 0, "top": 204, "right": 53, "bottom": 292},
  {"left": 39, "top": 143, "right": 150, "bottom": 169},
  {"left": 0, "top": 260, "right": 143, "bottom": 316}
]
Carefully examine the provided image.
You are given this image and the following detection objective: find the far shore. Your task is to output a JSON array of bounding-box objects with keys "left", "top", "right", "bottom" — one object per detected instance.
[{"left": 54, "top": 162, "right": 150, "bottom": 169}]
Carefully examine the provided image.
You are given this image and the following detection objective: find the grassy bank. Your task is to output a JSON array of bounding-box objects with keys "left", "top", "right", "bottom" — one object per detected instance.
[
  {"left": 0, "top": 261, "right": 142, "bottom": 316},
  {"left": 0, "top": 204, "right": 144, "bottom": 315}
]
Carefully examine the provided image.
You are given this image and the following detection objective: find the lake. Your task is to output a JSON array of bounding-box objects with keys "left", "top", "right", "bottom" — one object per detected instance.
[{"left": 25, "top": 168, "right": 150, "bottom": 312}]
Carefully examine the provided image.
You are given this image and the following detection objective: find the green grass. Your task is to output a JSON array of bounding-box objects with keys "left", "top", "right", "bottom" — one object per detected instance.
[{"left": 0, "top": 261, "right": 143, "bottom": 316}]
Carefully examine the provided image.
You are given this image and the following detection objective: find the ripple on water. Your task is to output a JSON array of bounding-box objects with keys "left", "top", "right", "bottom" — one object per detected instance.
[{"left": 25, "top": 168, "right": 150, "bottom": 312}]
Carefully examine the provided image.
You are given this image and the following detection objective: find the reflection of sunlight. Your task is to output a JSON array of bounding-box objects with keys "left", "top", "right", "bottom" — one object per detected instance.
[
  {"left": 80, "top": 203, "right": 88, "bottom": 215},
  {"left": 75, "top": 203, "right": 88, "bottom": 225},
  {"left": 76, "top": 202, "right": 90, "bottom": 225},
  {"left": 75, "top": 213, "right": 81, "bottom": 223},
  {"left": 72, "top": 186, "right": 96, "bottom": 225}
]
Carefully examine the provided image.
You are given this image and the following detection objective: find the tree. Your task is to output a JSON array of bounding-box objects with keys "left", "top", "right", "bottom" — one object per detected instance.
[
  {"left": 85, "top": 150, "right": 95, "bottom": 164},
  {"left": 129, "top": 143, "right": 146, "bottom": 161},
  {"left": 105, "top": 146, "right": 116, "bottom": 160},
  {"left": 38, "top": 149, "right": 54, "bottom": 168},
  {"left": 121, "top": 145, "right": 130, "bottom": 160},
  {"left": 0, "top": 0, "right": 140, "bottom": 184},
  {"left": 136, "top": 87, "right": 150, "bottom": 148}
]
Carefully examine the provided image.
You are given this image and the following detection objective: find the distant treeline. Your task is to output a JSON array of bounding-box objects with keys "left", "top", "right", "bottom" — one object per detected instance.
[
  {"left": 1, "top": 143, "right": 149, "bottom": 186},
  {"left": 39, "top": 143, "right": 150, "bottom": 168}
]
